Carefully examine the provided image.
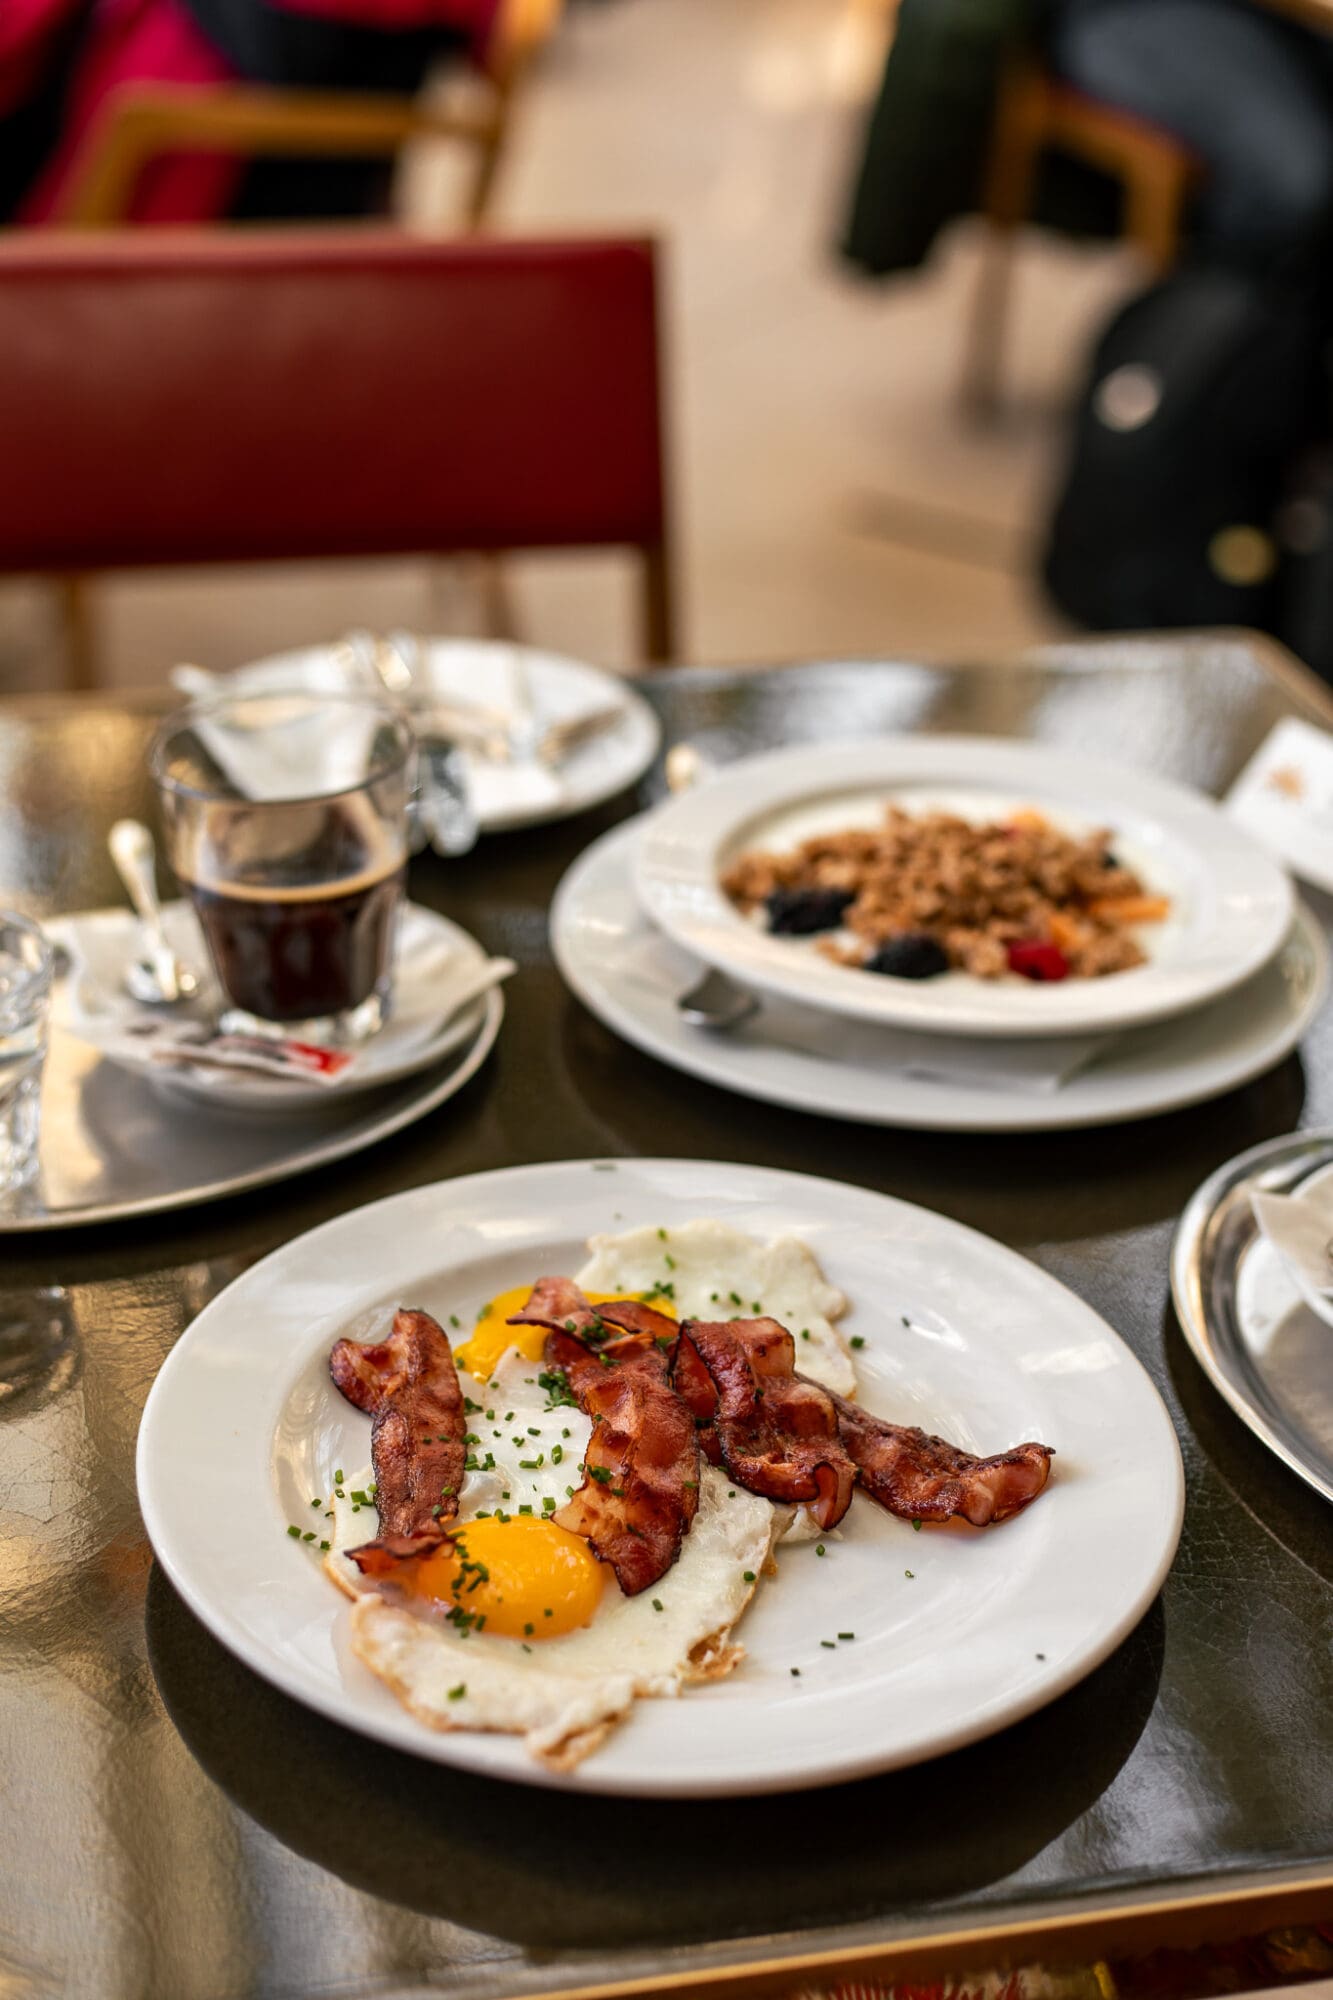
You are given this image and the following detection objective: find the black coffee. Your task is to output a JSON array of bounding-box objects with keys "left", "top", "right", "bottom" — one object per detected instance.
[{"left": 184, "top": 865, "right": 405, "bottom": 1024}]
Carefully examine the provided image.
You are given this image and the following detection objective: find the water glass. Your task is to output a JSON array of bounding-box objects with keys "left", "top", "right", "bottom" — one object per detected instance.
[{"left": 0, "top": 914, "right": 55, "bottom": 1194}]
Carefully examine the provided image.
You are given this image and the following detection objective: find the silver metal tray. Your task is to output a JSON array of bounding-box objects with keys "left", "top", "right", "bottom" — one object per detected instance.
[
  {"left": 0, "top": 988, "right": 503, "bottom": 1233},
  {"left": 1172, "top": 1128, "right": 1333, "bottom": 1506}
]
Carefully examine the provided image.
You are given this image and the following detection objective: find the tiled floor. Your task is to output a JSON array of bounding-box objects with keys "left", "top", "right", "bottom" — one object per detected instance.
[{"left": 0, "top": 0, "right": 1147, "bottom": 690}]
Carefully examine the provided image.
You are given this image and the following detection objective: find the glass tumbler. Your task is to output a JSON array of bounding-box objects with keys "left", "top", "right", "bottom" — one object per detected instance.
[
  {"left": 0, "top": 914, "right": 55, "bottom": 1193},
  {"left": 151, "top": 691, "right": 415, "bottom": 1044}
]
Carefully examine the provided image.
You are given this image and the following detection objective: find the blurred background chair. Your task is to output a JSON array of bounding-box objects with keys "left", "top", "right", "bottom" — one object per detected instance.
[
  {"left": 47, "top": 1, "right": 561, "bottom": 230},
  {"left": 961, "top": 57, "right": 1199, "bottom": 417},
  {"left": 0, "top": 229, "right": 674, "bottom": 687}
]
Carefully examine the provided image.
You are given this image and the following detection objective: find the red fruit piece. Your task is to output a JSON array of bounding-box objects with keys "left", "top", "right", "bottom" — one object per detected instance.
[{"left": 1007, "top": 939, "right": 1069, "bottom": 982}]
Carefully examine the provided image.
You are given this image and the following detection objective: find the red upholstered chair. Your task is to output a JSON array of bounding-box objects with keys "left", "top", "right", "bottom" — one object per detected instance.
[{"left": 0, "top": 230, "right": 675, "bottom": 684}]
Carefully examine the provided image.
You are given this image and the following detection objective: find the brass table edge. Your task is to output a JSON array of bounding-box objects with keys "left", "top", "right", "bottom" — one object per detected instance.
[{"left": 510, "top": 1867, "right": 1333, "bottom": 2000}]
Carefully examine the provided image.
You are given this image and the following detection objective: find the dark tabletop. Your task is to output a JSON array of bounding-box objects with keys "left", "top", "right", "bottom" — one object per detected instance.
[{"left": 2, "top": 635, "right": 1332, "bottom": 2000}]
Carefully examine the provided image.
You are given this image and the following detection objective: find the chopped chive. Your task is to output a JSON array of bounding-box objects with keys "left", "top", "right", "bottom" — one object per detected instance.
[
  {"left": 524, "top": 1622, "right": 534, "bottom": 1636},
  {"left": 652, "top": 1598, "right": 664, "bottom": 1612},
  {"left": 319, "top": 1540, "right": 330, "bottom": 1552},
  {"left": 815, "top": 1544, "right": 826, "bottom": 1557},
  {"left": 589, "top": 1466, "right": 613, "bottom": 1485},
  {"left": 838, "top": 1631, "right": 855, "bottom": 1641},
  {"left": 790, "top": 1667, "right": 800, "bottom": 1677},
  {"left": 309, "top": 1498, "right": 322, "bottom": 1509},
  {"left": 912, "top": 1518, "right": 922, "bottom": 1531},
  {"left": 657, "top": 1226, "right": 667, "bottom": 1240},
  {"left": 821, "top": 1640, "right": 836, "bottom": 1650},
  {"left": 850, "top": 1336, "right": 866, "bottom": 1350},
  {"left": 286, "top": 1525, "right": 300, "bottom": 1539},
  {"left": 302, "top": 1531, "right": 315, "bottom": 1542},
  {"left": 905, "top": 1569, "right": 914, "bottom": 1579},
  {"left": 447, "top": 1683, "right": 466, "bottom": 1701},
  {"left": 743, "top": 1570, "right": 756, "bottom": 1583},
  {"left": 450, "top": 1314, "right": 461, "bottom": 1329}
]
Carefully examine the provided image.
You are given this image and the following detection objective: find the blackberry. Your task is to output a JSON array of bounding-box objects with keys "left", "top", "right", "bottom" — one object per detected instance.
[
  {"left": 765, "top": 887, "right": 854, "bottom": 935},
  {"left": 865, "top": 933, "right": 949, "bottom": 979}
]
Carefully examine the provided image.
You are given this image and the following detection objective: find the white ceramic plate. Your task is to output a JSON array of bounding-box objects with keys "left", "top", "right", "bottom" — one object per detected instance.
[
  {"left": 554, "top": 817, "right": 1327, "bottom": 1134},
  {"left": 634, "top": 739, "right": 1294, "bottom": 1038},
  {"left": 173, "top": 641, "right": 661, "bottom": 833},
  {"left": 137, "top": 1158, "right": 1183, "bottom": 1797},
  {"left": 58, "top": 900, "right": 502, "bottom": 1112}
]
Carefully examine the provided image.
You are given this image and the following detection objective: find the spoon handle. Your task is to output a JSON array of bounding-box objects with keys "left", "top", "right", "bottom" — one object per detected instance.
[{"left": 108, "top": 819, "right": 180, "bottom": 1002}]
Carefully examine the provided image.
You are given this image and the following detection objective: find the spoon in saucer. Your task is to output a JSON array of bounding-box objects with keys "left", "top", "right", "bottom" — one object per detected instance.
[{"left": 107, "top": 819, "right": 199, "bottom": 1007}]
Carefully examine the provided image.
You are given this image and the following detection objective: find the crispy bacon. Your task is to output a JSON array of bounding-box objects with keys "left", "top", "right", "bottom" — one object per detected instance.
[
  {"left": 677, "top": 1318, "right": 856, "bottom": 1530},
  {"left": 345, "top": 1528, "right": 450, "bottom": 1579},
  {"left": 828, "top": 1391, "right": 1053, "bottom": 1525},
  {"left": 329, "top": 1307, "right": 465, "bottom": 1545},
  {"left": 509, "top": 1280, "right": 699, "bottom": 1595}
]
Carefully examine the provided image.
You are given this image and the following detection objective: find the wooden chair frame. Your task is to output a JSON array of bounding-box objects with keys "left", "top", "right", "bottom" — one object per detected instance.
[
  {"left": 961, "top": 58, "right": 1200, "bottom": 417},
  {"left": 53, "top": 80, "right": 513, "bottom": 230}
]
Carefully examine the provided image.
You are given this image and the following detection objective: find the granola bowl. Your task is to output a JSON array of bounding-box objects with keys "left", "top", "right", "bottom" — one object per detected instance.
[{"left": 633, "top": 738, "right": 1294, "bottom": 1038}]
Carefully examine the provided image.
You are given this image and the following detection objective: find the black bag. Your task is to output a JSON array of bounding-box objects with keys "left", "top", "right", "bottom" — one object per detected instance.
[{"left": 1042, "top": 263, "right": 1325, "bottom": 632}]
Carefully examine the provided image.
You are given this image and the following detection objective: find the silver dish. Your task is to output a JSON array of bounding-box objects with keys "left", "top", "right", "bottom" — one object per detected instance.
[
  {"left": 0, "top": 987, "right": 503, "bottom": 1234},
  {"left": 1172, "top": 1128, "right": 1333, "bottom": 1506}
]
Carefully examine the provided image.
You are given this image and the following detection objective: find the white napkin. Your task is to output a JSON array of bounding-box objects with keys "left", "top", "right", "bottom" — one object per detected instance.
[
  {"left": 1251, "top": 1185, "right": 1333, "bottom": 1326},
  {"left": 622, "top": 931, "right": 1113, "bottom": 1094}
]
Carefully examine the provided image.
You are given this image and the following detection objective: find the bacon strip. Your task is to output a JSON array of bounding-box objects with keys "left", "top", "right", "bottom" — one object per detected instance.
[
  {"left": 676, "top": 1318, "right": 856, "bottom": 1531},
  {"left": 329, "top": 1307, "right": 465, "bottom": 1549},
  {"left": 509, "top": 1279, "right": 699, "bottom": 1595},
  {"left": 828, "top": 1391, "right": 1053, "bottom": 1525}
]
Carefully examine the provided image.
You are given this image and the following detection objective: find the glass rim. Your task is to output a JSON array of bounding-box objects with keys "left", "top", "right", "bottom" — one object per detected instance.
[
  {"left": 0, "top": 910, "right": 56, "bottom": 990},
  {"left": 148, "top": 689, "right": 416, "bottom": 808}
]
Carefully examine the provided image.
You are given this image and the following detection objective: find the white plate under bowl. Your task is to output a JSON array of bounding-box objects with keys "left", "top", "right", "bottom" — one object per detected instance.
[
  {"left": 136, "top": 1158, "right": 1183, "bottom": 1797},
  {"left": 58, "top": 900, "right": 495, "bottom": 1112},
  {"left": 174, "top": 641, "right": 661, "bottom": 833},
  {"left": 554, "top": 816, "right": 1327, "bottom": 1134},
  {"left": 633, "top": 738, "right": 1294, "bottom": 1039}
]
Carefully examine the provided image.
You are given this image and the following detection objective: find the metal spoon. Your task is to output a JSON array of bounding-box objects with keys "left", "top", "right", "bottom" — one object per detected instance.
[
  {"left": 107, "top": 820, "right": 199, "bottom": 1006},
  {"left": 677, "top": 967, "right": 760, "bottom": 1031}
]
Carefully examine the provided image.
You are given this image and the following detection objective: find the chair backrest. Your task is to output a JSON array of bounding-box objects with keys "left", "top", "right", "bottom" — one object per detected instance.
[{"left": 0, "top": 230, "right": 673, "bottom": 652}]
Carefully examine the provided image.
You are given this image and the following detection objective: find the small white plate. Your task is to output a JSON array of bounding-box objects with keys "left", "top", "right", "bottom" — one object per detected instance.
[
  {"left": 553, "top": 817, "right": 1327, "bottom": 1133},
  {"left": 57, "top": 900, "right": 499, "bottom": 1112},
  {"left": 175, "top": 641, "right": 661, "bottom": 833},
  {"left": 634, "top": 739, "right": 1294, "bottom": 1039},
  {"left": 137, "top": 1158, "right": 1183, "bottom": 1797}
]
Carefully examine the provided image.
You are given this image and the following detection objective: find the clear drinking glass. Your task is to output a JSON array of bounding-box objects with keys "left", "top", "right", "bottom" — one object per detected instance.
[
  {"left": 0, "top": 914, "right": 55, "bottom": 1193},
  {"left": 150, "top": 691, "right": 415, "bottom": 1044}
]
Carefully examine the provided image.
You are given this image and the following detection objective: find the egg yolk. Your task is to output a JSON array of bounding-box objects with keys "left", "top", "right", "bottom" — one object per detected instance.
[
  {"left": 404, "top": 1515, "right": 607, "bottom": 1639},
  {"left": 454, "top": 1282, "right": 677, "bottom": 1381}
]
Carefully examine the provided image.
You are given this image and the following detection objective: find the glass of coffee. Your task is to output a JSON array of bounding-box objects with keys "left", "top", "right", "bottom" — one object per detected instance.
[{"left": 151, "top": 691, "right": 414, "bottom": 1044}]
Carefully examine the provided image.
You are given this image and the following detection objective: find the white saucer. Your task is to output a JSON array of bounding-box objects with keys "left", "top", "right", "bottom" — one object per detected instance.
[
  {"left": 174, "top": 641, "right": 662, "bottom": 833},
  {"left": 137, "top": 1158, "right": 1182, "bottom": 1796},
  {"left": 633, "top": 738, "right": 1295, "bottom": 1038},
  {"left": 56, "top": 900, "right": 503, "bottom": 1113},
  {"left": 552, "top": 817, "right": 1328, "bottom": 1134}
]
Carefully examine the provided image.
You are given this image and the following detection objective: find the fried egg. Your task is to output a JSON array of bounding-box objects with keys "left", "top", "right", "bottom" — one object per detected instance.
[{"left": 322, "top": 1221, "right": 853, "bottom": 1765}]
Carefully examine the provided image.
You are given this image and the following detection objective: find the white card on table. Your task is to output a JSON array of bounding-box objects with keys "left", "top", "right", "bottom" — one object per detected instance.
[{"left": 1226, "top": 715, "right": 1333, "bottom": 892}]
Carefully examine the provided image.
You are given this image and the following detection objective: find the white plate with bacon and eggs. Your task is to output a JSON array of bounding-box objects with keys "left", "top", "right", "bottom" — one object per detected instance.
[{"left": 136, "top": 1159, "right": 1183, "bottom": 1796}]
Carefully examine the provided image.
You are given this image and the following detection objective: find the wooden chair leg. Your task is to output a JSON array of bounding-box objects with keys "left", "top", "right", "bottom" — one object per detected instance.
[
  {"left": 960, "top": 67, "right": 1049, "bottom": 420},
  {"left": 1122, "top": 157, "right": 1189, "bottom": 274},
  {"left": 640, "top": 542, "right": 675, "bottom": 665},
  {"left": 477, "top": 554, "right": 519, "bottom": 641},
  {"left": 57, "top": 576, "right": 97, "bottom": 691}
]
